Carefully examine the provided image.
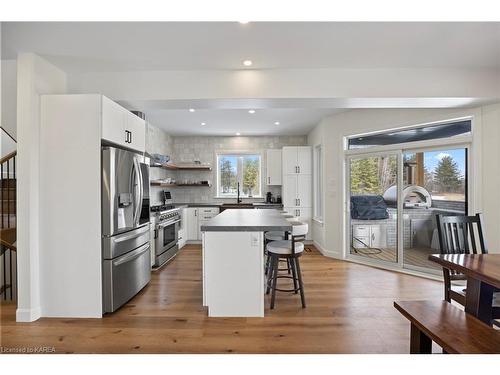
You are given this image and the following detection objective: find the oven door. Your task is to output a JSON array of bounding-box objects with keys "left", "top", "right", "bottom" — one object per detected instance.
[{"left": 155, "top": 219, "right": 180, "bottom": 255}]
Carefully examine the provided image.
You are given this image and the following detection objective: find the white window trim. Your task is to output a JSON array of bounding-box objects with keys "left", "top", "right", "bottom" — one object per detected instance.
[
  {"left": 313, "top": 144, "right": 324, "bottom": 223},
  {"left": 215, "top": 151, "right": 263, "bottom": 199}
]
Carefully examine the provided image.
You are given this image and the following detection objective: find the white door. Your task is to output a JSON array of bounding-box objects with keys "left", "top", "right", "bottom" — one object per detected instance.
[
  {"left": 297, "top": 146, "right": 312, "bottom": 175},
  {"left": 266, "top": 149, "right": 282, "bottom": 185},
  {"left": 297, "top": 174, "right": 312, "bottom": 208},
  {"left": 282, "top": 147, "right": 298, "bottom": 175},
  {"left": 186, "top": 208, "right": 199, "bottom": 240},
  {"left": 283, "top": 175, "right": 298, "bottom": 207}
]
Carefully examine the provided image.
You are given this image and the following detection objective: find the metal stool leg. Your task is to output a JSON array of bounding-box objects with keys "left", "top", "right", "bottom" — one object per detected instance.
[
  {"left": 290, "top": 257, "right": 299, "bottom": 294},
  {"left": 270, "top": 255, "right": 279, "bottom": 309},
  {"left": 295, "top": 257, "right": 306, "bottom": 308}
]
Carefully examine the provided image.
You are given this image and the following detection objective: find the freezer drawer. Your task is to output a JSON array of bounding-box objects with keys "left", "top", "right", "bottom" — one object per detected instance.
[
  {"left": 102, "top": 243, "right": 151, "bottom": 313},
  {"left": 102, "top": 224, "right": 150, "bottom": 259}
]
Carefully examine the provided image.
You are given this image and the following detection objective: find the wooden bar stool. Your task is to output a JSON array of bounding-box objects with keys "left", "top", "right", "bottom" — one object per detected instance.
[{"left": 266, "top": 222, "right": 308, "bottom": 309}]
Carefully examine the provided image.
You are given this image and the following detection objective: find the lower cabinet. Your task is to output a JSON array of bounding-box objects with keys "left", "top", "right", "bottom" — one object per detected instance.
[
  {"left": 284, "top": 206, "right": 312, "bottom": 240},
  {"left": 352, "top": 224, "right": 387, "bottom": 249},
  {"left": 178, "top": 208, "right": 188, "bottom": 249},
  {"left": 186, "top": 207, "right": 220, "bottom": 241}
]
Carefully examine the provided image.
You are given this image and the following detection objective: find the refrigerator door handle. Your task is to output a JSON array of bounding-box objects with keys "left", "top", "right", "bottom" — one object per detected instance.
[{"left": 132, "top": 158, "right": 142, "bottom": 226}]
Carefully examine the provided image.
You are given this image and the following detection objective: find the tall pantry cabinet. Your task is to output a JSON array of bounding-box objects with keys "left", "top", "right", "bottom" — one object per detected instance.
[{"left": 282, "top": 146, "right": 312, "bottom": 240}]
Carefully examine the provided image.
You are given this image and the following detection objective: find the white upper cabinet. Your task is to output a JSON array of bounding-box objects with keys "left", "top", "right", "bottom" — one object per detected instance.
[
  {"left": 101, "top": 96, "right": 145, "bottom": 152},
  {"left": 282, "top": 147, "right": 298, "bottom": 174},
  {"left": 297, "top": 146, "right": 312, "bottom": 175},
  {"left": 266, "top": 149, "right": 282, "bottom": 185},
  {"left": 282, "top": 146, "right": 312, "bottom": 175}
]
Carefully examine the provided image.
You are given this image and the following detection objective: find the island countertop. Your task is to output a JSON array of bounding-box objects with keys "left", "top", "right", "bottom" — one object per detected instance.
[{"left": 200, "top": 208, "right": 292, "bottom": 232}]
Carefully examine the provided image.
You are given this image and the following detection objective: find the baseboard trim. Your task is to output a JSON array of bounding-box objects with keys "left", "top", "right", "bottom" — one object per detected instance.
[
  {"left": 16, "top": 306, "right": 41, "bottom": 322},
  {"left": 312, "top": 241, "right": 342, "bottom": 259}
]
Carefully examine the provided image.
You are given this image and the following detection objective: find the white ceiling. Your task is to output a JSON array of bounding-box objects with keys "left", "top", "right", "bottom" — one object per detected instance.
[
  {"left": 3, "top": 22, "right": 499, "bottom": 136},
  {"left": 144, "top": 108, "right": 344, "bottom": 136},
  {"left": 2, "top": 22, "right": 500, "bottom": 72}
]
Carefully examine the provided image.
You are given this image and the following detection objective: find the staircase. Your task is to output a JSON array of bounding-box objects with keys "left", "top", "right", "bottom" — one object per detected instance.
[{"left": 1, "top": 127, "right": 17, "bottom": 302}]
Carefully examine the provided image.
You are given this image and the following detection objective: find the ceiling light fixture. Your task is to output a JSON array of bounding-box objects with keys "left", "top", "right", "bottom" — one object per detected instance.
[
  {"left": 274, "top": 121, "right": 280, "bottom": 125},
  {"left": 243, "top": 60, "right": 253, "bottom": 67},
  {"left": 236, "top": 132, "right": 241, "bottom": 136},
  {"left": 201, "top": 122, "right": 206, "bottom": 126},
  {"left": 189, "top": 108, "right": 195, "bottom": 112},
  {"left": 239, "top": 21, "right": 249, "bottom": 24},
  {"left": 248, "top": 109, "right": 256, "bottom": 114}
]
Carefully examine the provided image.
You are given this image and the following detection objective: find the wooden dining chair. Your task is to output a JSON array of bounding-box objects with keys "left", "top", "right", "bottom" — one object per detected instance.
[{"left": 436, "top": 213, "right": 500, "bottom": 326}]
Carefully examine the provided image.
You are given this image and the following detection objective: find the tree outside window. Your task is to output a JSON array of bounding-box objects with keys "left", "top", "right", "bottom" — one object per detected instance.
[{"left": 217, "top": 154, "right": 261, "bottom": 197}]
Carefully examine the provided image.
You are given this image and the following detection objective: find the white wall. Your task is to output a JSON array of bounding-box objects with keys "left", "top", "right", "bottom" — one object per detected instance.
[
  {"left": 16, "top": 53, "right": 67, "bottom": 322},
  {"left": 1, "top": 59, "right": 17, "bottom": 139},
  {"left": 308, "top": 104, "right": 500, "bottom": 258}
]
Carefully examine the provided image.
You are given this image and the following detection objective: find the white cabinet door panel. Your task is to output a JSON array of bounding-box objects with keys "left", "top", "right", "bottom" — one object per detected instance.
[
  {"left": 102, "top": 96, "right": 126, "bottom": 147},
  {"left": 282, "top": 147, "right": 298, "bottom": 175},
  {"left": 186, "top": 208, "right": 199, "bottom": 240},
  {"left": 266, "top": 149, "right": 282, "bottom": 185},
  {"left": 283, "top": 175, "right": 298, "bottom": 207},
  {"left": 297, "top": 146, "right": 312, "bottom": 175},
  {"left": 125, "top": 113, "right": 146, "bottom": 152},
  {"left": 297, "top": 174, "right": 312, "bottom": 208}
]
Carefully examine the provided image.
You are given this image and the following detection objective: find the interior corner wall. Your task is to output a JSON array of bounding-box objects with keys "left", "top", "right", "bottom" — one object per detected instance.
[
  {"left": 16, "top": 53, "right": 67, "bottom": 322},
  {"left": 309, "top": 104, "right": 500, "bottom": 259}
]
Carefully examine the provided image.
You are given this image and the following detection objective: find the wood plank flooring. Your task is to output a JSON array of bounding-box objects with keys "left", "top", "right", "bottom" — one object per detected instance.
[{"left": 0, "top": 245, "right": 445, "bottom": 353}]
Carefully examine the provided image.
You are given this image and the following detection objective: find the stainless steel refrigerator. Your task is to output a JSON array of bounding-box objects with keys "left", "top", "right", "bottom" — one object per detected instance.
[{"left": 101, "top": 146, "right": 151, "bottom": 313}]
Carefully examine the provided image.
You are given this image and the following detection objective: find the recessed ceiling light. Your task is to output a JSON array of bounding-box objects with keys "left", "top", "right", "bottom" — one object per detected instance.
[
  {"left": 248, "top": 109, "right": 256, "bottom": 114},
  {"left": 243, "top": 60, "right": 253, "bottom": 67},
  {"left": 201, "top": 122, "right": 206, "bottom": 126},
  {"left": 189, "top": 108, "right": 195, "bottom": 112},
  {"left": 239, "top": 21, "right": 249, "bottom": 24},
  {"left": 274, "top": 121, "right": 280, "bottom": 125},
  {"left": 236, "top": 132, "right": 241, "bottom": 136}
]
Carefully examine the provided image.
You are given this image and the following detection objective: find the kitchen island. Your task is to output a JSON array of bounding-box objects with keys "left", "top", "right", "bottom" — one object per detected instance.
[{"left": 201, "top": 209, "right": 292, "bottom": 317}]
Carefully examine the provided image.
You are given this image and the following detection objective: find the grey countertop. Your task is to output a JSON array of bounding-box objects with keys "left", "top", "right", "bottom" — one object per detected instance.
[
  {"left": 201, "top": 209, "right": 292, "bottom": 232},
  {"left": 173, "top": 202, "right": 283, "bottom": 208}
]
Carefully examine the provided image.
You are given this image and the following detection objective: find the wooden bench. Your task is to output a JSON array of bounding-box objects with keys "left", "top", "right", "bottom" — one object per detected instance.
[{"left": 394, "top": 300, "right": 500, "bottom": 354}]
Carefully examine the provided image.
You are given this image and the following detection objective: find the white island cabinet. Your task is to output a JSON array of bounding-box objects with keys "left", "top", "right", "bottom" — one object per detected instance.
[{"left": 201, "top": 209, "right": 291, "bottom": 317}]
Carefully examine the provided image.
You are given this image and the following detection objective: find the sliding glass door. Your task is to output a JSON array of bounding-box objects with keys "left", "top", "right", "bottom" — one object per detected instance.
[
  {"left": 348, "top": 152, "right": 400, "bottom": 265},
  {"left": 347, "top": 146, "right": 469, "bottom": 274},
  {"left": 401, "top": 147, "right": 467, "bottom": 273}
]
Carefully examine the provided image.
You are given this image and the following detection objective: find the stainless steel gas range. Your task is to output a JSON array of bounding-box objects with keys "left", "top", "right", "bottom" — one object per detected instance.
[{"left": 151, "top": 204, "right": 181, "bottom": 268}]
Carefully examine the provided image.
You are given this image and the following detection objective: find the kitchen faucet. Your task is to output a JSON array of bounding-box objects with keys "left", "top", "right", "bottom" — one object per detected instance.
[{"left": 237, "top": 182, "right": 242, "bottom": 203}]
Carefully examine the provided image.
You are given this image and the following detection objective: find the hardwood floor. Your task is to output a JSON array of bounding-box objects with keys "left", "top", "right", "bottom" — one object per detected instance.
[{"left": 0, "top": 245, "right": 444, "bottom": 353}]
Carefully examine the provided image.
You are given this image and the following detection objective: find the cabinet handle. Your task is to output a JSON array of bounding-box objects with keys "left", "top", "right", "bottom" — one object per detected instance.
[
  {"left": 298, "top": 198, "right": 300, "bottom": 206},
  {"left": 298, "top": 166, "right": 300, "bottom": 173},
  {"left": 129, "top": 131, "right": 132, "bottom": 144},
  {"left": 195, "top": 210, "right": 197, "bottom": 217},
  {"left": 268, "top": 177, "right": 270, "bottom": 184},
  {"left": 298, "top": 209, "right": 300, "bottom": 216}
]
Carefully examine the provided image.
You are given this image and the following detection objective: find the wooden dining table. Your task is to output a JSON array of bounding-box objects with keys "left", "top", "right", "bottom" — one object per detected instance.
[{"left": 429, "top": 253, "right": 500, "bottom": 325}]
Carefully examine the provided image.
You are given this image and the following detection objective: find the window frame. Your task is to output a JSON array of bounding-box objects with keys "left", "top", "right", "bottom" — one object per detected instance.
[
  {"left": 313, "top": 144, "right": 324, "bottom": 223},
  {"left": 216, "top": 151, "right": 263, "bottom": 198}
]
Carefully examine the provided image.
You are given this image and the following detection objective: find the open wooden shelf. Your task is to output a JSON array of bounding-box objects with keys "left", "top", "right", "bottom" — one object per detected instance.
[
  {"left": 150, "top": 162, "right": 212, "bottom": 171},
  {"left": 151, "top": 180, "right": 211, "bottom": 187}
]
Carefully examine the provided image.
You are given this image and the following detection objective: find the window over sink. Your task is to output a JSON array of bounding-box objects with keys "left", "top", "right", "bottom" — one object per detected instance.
[{"left": 216, "top": 153, "right": 262, "bottom": 198}]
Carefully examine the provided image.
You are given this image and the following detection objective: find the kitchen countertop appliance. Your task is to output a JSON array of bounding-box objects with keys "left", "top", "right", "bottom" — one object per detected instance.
[
  {"left": 151, "top": 202, "right": 181, "bottom": 268},
  {"left": 102, "top": 146, "right": 151, "bottom": 313}
]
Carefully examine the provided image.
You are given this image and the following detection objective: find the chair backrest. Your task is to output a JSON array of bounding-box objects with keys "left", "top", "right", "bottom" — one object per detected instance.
[
  {"left": 436, "top": 213, "right": 487, "bottom": 255},
  {"left": 292, "top": 222, "right": 308, "bottom": 237}
]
